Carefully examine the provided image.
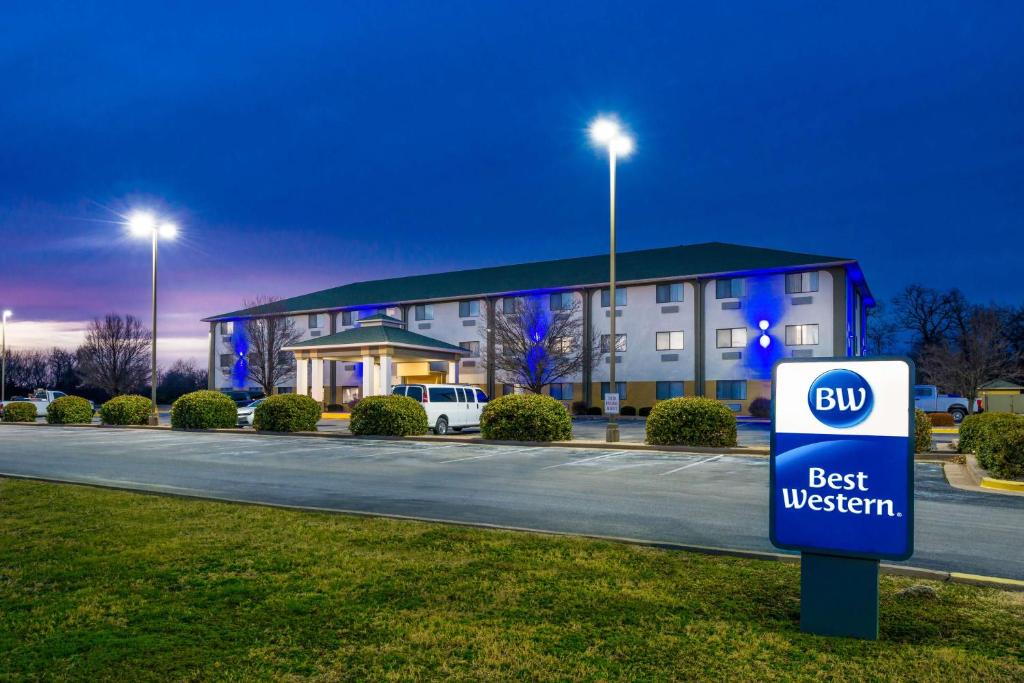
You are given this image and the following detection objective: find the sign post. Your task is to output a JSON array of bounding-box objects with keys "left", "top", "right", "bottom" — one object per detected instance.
[{"left": 770, "top": 357, "right": 914, "bottom": 640}]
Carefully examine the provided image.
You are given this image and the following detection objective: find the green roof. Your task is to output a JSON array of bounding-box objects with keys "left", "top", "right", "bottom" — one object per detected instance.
[
  {"left": 285, "top": 325, "right": 468, "bottom": 353},
  {"left": 207, "top": 241, "right": 859, "bottom": 321},
  {"left": 979, "top": 379, "right": 1024, "bottom": 390}
]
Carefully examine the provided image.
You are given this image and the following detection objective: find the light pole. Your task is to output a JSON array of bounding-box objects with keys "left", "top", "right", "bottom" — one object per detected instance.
[
  {"left": 129, "top": 211, "right": 177, "bottom": 425},
  {"left": 1, "top": 310, "right": 11, "bottom": 403},
  {"left": 589, "top": 117, "right": 634, "bottom": 443}
]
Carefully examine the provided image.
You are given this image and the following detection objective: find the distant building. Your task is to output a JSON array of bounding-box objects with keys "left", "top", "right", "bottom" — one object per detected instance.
[{"left": 202, "top": 241, "right": 874, "bottom": 415}]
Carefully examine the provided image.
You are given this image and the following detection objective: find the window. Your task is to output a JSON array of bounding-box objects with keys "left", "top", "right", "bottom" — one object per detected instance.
[
  {"left": 459, "top": 300, "right": 480, "bottom": 317},
  {"left": 341, "top": 311, "right": 353, "bottom": 326},
  {"left": 459, "top": 341, "right": 480, "bottom": 357},
  {"left": 600, "top": 382, "right": 627, "bottom": 399},
  {"left": 656, "top": 381, "right": 684, "bottom": 400},
  {"left": 553, "top": 336, "right": 574, "bottom": 354},
  {"left": 549, "top": 383, "right": 574, "bottom": 400},
  {"left": 600, "top": 287, "right": 627, "bottom": 307},
  {"left": 785, "top": 324, "right": 819, "bottom": 346},
  {"left": 913, "top": 387, "right": 932, "bottom": 399},
  {"left": 415, "top": 304, "right": 434, "bottom": 321},
  {"left": 308, "top": 313, "right": 322, "bottom": 328},
  {"left": 716, "top": 380, "right": 747, "bottom": 400},
  {"left": 549, "top": 292, "right": 574, "bottom": 311},
  {"left": 219, "top": 353, "right": 234, "bottom": 367},
  {"left": 406, "top": 386, "right": 423, "bottom": 402},
  {"left": 391, "top": 387, "right": 406, "bottom": 396},
  {"left": 456, "top": 387, "right": 467, "bottom": 402},
  {"left": 600, "top": 334, "right": 627, "bottom": 353},
  {"left": 502, "top": 297, "right": 521, "bottom": 314},
  {"left": 219, "top": 321, "right": 234, "bottom": 335},
  {"left": 716, "top": 327, "right": 748, "bottom": 348},
  {"left": 428, "top": 386, "right": 457, "bottom": 402},
  {"left": 656, "top": 331, "right": 684, "bottom": 351},
  {"left": 475, "top": 389, "right": 489, "bottom": 403},
  {"left": 656, "top": 282, "right": 684, "bottom": 303},
  {"left": 502, "top": 383, "right": 515, "bottom": 395},
  {"left": 786, "top": 271, "right": 819, "bottom": 294},
  {"left": 716, "top": 278, "right": 744, "bottom": 299}
]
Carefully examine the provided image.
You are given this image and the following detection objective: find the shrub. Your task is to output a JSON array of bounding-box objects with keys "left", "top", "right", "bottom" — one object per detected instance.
[
  {"left": 958, "top": 413, "right": 1018, "bottom": 455},
  {"left": 348, "top": 398, "right": 362, "bottom": 412},
  {"left": 927, "top": 412, "right": 955, "bottom": 427},
  {"left": 480, "top": 393, "right": 572, "bottom": 442},
  {"left": 976, "top": 417, "right": 1024, "bottom": 479},
  {"left": 254, "top": 394, "right": 321, "bottom": 432},
  {"left": 2, "top": 402, "right": 38, "bottom": 422},
  {"left": 638, "top": 406, "right": 652, "bottom": 417},
  {"left": 586, "top": 406, "right": 602, "bottom": 416},
  {"left": 171, "top": 390, "right": 237, "bottom": 429},
  {"left": 646, "top": 397, "right": 738, "bottom": 447},
  {"left": 46, "top": 395, "right": 94, "bottom": 424},
  {"left": 326, "top": 403, "right": 346, "bottom": 412},
  {"left": 620, "top": 405, "right": 637, "bottom": 416},
  {"left": 349, "top": 395, "right": 428, "bottom": 436},
  {"left": 571, "top": 401, "right": 589, "bottom": 416},
  {"left": 914, "top": 408, "right": 932, "bottom": 454},
  {"left": 748, "top": 397, "right": 771, "bottom": 419},
  {"left": 100, "top": 395, "right": 153, "bottom": 425}
]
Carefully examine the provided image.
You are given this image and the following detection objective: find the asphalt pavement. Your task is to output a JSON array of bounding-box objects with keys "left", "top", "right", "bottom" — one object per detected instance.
[{"left": 0, "top": 425, "right": 1017, "bottom": 579}]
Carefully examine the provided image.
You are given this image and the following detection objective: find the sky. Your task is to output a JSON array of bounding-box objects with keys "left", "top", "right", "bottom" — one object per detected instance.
[{"left": 2, "top": 1, "right": 1022, "bottom": 365}]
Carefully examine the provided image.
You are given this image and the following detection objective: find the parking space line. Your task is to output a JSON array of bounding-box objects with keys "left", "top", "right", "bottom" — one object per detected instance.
[
  {"left": 438, "top": 447, "right": 534, "bottom": 464},
  {"left": 659, "top": 454, "right": 723, "bottom": 475},
  {"left": 542, "top": 450, "right": 629, "bottom": 470}
]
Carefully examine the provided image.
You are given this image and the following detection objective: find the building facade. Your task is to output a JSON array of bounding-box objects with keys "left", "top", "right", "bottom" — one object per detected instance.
[{"left": 203, "top": 242, "right": 873, "bottom": 415}]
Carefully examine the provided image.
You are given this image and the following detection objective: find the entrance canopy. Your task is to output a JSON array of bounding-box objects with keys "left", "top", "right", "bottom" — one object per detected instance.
[{"left": 283, "top": 314, "right": 469, "bottom": 401}]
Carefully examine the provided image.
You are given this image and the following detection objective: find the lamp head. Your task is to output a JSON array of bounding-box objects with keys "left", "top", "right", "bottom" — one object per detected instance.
[
  {"left": 2, "top": 310, "right": 11, "bottom": 321},
  {"left": 159, "top": 222, "right": 178, "bottom": 240},
  {"left": 128, "top": 211, "right": 156, "bottom": 237},
  {"left": 589, "top": 117, "right": 622, "bottom": 145},
  {"left": 610, "top": 134, "right": 634, "bottom": 157}
]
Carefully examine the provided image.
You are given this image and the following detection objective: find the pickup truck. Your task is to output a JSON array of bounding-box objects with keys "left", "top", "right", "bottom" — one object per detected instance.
[
  {"left": 913, "top": 385, "right": 982, "bottom": 423},
  {"left": 0, "top": 389, "right": 77, "bottom": 417}
]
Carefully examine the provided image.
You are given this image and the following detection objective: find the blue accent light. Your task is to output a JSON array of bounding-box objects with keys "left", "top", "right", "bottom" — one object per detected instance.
[
  {"left": 740, "top": 273, "right": 785, "bottom": 379},
  {"left": 230, "top": 322, "right": 248, "bottom": 389}
]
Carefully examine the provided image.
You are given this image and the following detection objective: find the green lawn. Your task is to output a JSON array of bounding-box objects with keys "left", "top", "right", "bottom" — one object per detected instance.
[{"left": 1, "top": 479, "right": 1021, "bottom": 681}]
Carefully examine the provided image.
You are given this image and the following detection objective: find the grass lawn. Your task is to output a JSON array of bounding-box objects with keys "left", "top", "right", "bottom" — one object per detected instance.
[{"left": 1, "top": 479, "right": 1021, "bottom": 681}]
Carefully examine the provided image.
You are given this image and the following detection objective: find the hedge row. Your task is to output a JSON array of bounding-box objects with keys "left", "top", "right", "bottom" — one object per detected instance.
[{"left": 958, "top": 412, "right": 1024, "bottom": 480}]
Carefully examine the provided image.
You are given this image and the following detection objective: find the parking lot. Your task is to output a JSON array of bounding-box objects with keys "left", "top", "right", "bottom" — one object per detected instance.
[{"left": 0, "top": 424, "right": 1018, "bottom": 579}]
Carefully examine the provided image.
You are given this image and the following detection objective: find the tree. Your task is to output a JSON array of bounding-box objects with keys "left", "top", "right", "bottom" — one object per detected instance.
[
  {"left": 864, "top": 303, "right": 900, "bottom": 356},
  {"left": 77, "top": 314, "right": 151, "bottom": 396},
  {"left": 891, "top": 285, "right": 961, "bottom": 350},
  {"left": 47, "top": 348, "right": 80, "bottom": 394},
  {"left": 244, "top": 297, "right": 303, "bottom": 396},
  {"left": 918, "top": 307, "right": 1020, "bottom": 412},
  {"left": 482, "top": 295, "right": 600, "bottom": 395},
  {"left": 158, "top": 359, "right": 208, "bottom": 403}
]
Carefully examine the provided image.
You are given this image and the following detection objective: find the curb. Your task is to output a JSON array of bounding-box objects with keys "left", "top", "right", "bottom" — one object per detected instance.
[
  {"left": 981, "top": 477, "right": 1024, "bottom": 492},
  {"left": 1, "top": 471, "right": 1022, "bottom": 592}
]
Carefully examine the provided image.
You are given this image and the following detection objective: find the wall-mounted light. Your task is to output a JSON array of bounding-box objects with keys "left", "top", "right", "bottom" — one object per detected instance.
[{"left": 758, "top": 320, "right": 771, "bottom": 349}]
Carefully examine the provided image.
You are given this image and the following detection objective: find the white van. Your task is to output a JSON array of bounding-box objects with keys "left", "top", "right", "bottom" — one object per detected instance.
[{"left": 391, "top": 384, "right": 489, "bottom": 435}]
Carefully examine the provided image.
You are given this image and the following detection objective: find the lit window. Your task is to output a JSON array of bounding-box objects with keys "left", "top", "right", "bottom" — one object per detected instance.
[
  {"left": 785, "top": 324, "right": 819, "bottom": 346},
  {"left": 716, "top": 328, "right": 748, "bottom": 348},
  {"left": 459, "top": 300, "right": 480, "bottom": 317},
  {"left": 219, "top": 321, "right": 234, "bottom": 335},
  {"left": 656, "top": 381, "right": 684, "bottom": 400},
  {"left": 600, "top": 382, "right": 627, "bottom": 399},
  {"left": 550, "top": 383, "right": 574, "bottom": 400},
  {"left": 553, "top": 336, "right": 574, "bottom": 354},
  {"left": 716, "top": 278, "right": 744, "bottom": 299},
  {"left": 600, "top": 287, "right": 627, "bottom": 307},
  {"left": 656, "top": 331, "right": 684, "bottom": 351},
  {"left": 656, "top": 283, "right": 684, "bottom": 303},
  {"left": 415, "top": 304, "right": 434, "bottom": 321},
  {"left": 716, "top": 380, "right": 747, "bottom": 400},
  {"left": 785, "top": 272, "right": 819, "bottom": 294},
  {"left": 600, "top": 334, "right": 627, "bottom": 353}
]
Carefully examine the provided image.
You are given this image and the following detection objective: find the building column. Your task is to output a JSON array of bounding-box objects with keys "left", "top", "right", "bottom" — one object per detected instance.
[
  {"left": 295, "top": 357, "right": 308, "bottom": 396},
  {"left": 485, "top": 297, "right": 497, "bottom": 399},
  {"left": 329, "top": 313, "right": 338, "bottom": 404},
  {"left": 581, "top": 288, "right": 594, "bottom": 406},
  {"left": 694, "top": 279, "right": 705, "bottom": 396},
  {"left": 447, "top": 360, "right": 459, "bottom": 383},
  {"left": 379, "top": 354, "right": 393, "bottom": 395},
  {"left": 207, "top": 321, "right": 217, "bottom": 389},
  {"left": 361, "top": 354, "right": 375, "bottom": 397},
  {"left": 310, "top": 357, "right": 324, "bottom": 403}
]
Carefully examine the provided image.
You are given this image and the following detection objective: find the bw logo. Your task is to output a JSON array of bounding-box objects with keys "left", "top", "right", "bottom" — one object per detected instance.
[{"left": 807, "top": 369, "right": 874, "bottom": 428}]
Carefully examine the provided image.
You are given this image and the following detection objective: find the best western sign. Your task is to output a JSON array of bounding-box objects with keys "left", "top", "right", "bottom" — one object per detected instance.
[{"left": 770, "top": 358, "right": 914, "bottom": 561}]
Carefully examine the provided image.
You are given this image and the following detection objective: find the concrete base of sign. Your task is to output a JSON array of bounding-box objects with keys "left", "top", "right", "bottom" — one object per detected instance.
[{"left": 800, "top": 553, "right": 879, "bottom": 640}]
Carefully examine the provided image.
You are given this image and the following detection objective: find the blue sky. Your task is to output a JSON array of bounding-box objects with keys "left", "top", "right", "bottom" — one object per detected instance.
[{"left": 2, "top": 1, "right": 1022, "bottom": 362}]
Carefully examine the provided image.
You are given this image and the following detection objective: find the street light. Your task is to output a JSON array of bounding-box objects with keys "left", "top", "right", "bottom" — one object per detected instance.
[
  {"left": 1, "top": 310, "right": 11, "bottom": 403},
  {"left": 128, "top": 211, "right": 177, "bottom": 425},
  {"left": 589, "top": 116, "right": 634, "bottom": 443}
]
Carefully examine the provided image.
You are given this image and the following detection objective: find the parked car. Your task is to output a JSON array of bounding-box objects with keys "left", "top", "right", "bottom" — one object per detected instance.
[
  {"left": 236, "top": 398, "right": 265, "bottom": 427},
  {"left": 0, "top": 389, "right": 70, "bottom": 417},
  {"left": 913, "top": 385, "right": 982, "bottom": 423},
  {"left": 220, "top": 389, "right": 265, "bottom": 407},
  {"left": 390, "top": 384, "right": 489, "bottom": 435}
]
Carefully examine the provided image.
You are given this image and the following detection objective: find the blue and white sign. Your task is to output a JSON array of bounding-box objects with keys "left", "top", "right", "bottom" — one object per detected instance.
[{"left": 770, "top": 358, "right": 914, "bottom": 561}]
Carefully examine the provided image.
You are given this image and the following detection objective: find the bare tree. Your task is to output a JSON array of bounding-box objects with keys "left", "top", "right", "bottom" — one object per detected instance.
[
  {"left": 864, "top": 303, "right": 900, "bottom": 356},
  {"left": 77, "top": 314, "right": 152, "bottom": 395},
  {"left": 244, "top": 297, "right": 303, "bottom": 396},
  {"left": 918, "top": 307, "right": 1020, "bottom": 413},
  {"left": 47, "top": 348, "right": 80, "bottom": 393},
  {"left": 158, "top": 359, "right": 208, "bottom": 403},
  {"left": 482, "top": 295, "right": 599, "bottom": 395},
  {"left": 892, "top": 285, "right": 960, "bottom": 349}
]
